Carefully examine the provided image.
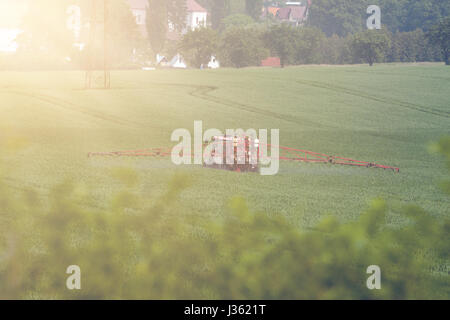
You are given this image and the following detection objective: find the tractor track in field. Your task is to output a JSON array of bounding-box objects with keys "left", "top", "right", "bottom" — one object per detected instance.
[
  {"left": 151, "top": 82, "right": 330, "bottom": 129},
  {"left": 294, "top": 79, "right": 450, "bottom": 118},
  {"left": 1, "top": 88, "right": 145, "bottom": 128}
]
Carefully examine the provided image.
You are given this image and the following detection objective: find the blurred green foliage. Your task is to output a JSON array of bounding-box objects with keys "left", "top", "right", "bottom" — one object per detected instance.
[{"left": 0, "top": 142, "right": 448, "bottom": 299}]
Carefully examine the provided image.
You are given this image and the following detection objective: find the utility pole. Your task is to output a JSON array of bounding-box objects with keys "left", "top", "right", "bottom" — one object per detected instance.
[{"left": 85, "top": 0, "right": 110, "bottom": 89}]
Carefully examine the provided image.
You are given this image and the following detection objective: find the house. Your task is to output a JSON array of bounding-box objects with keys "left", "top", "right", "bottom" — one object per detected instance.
[
  {"left": 128, "top": 0, "right": 208, "bottom": 38},
  {"left": 266, "top": 7, "right": 281, "bottom": 17},
  {"left": 185, "top": 0, "right": 207, "bottom": 31},
  {"left": 127, "top": 0, "right": 211, "bottom": 68},
  {"left": 0, "top": 0, "right": 28, "bottom": 53},
  {"left": 276, "top": 2, "right": 310, "bottom": 26},
  {"left": 167, "top": 0, "right": 208, "bottom": 39},
  {"left": 264, "top": 1, "right": 312, "bottom": 27}
]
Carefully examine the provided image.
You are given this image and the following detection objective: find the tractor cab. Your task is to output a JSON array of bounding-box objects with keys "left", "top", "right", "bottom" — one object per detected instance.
[{"left": 203, "top": 135, "right": 260, "bottom": 173}]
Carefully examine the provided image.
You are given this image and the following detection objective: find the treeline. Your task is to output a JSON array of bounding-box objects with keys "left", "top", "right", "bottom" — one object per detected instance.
[
  {"left": 179, "top": 22, "right": 445, "bottom": 68},
  {"left": 2, "top": 0, "right": 448, "bottom": 70},
  {"left": 0, "top": 0, "right": 145, "bottom": 70},
  {"left": 197, "top": 0, "right": 450, "bottom": 36},
  {"left": 177, "top": 0, "right": 450, "bottom": 68}
]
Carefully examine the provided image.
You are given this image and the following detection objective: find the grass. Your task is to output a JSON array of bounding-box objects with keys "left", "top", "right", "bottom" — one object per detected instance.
[{"left": 0, "top": 64, "right": 449, "bottom": 228}]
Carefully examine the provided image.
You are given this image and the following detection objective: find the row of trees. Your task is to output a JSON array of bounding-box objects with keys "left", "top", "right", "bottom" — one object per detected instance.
[
  {"left": 309, "top": 0, "right": 450, "bottom": 36},
  {"left": 2, "top": 0, "right": 145, "bottom": 70},
  {"left": 179, "top": 18, "right": 449, "bottom": 68},
  {"left": 196, "top": 0, "right": 450, "bottom": 35},
  {"left": 195, "top": 0, "right": 263, "bottom": 28},
  {"left": 2, "top": 0, "right": 448, "bottom": 69}
]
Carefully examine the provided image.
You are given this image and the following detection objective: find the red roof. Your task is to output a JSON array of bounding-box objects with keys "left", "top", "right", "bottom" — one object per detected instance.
[
  {"left": 276, "top": 6, "right": 307, "bottom": 21},
  {"left": 267, "top": 7, "right": 280, "bottom": 17},
  {"left": 187, "top": 0, "right": 207, "bottom": 12}
]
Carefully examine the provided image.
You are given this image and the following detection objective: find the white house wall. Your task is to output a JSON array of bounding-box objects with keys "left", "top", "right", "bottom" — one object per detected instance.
[
  {"left": 187, "top": 12, "right": 207, "bottom": 31},
  {"left": 132, "top": 9, "right": 146, "bottom": 26}
]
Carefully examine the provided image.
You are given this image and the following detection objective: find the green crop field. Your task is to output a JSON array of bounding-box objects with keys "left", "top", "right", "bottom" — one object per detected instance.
[
  {"left": 0, "top": 64, "right": 449, "bottom": 226},
  {"left": 1, "top": 63, "right": 449, "bottom": 299}
]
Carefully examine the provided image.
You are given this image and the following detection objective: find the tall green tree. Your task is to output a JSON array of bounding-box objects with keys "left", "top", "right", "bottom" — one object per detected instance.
[
  {"left": 294, "top": 27, "right": 327, "bottom": 64},
  {"left": 146, "top": 0, "right": 186, "bottom": 54},
  {"left": 309, "top": 0, "right": 370, "bottom": 37},
  {"left": 219, "top": 26, "right": 267, "bottom": 68},
  {"left": 426, "top": 17, "right": 450, "bottom": 65},
  {"left": 351, "top": 29, "right": 390, "bottom": 66},
  {"left": 264, "top": 24, "right": 297, "bottom": 67},
  {"left": 17, "top": 0, "right": 76, "bottom": 59},
  {"left": 179, "top": 27, "right": 218, "bottom": 68},
  {"left": 309, "top": 0, "right": 450, "bottom": 36},
  {"left": 146, "top": 0, "right": 167, "bottom": 54},
  {"left": 245, "top": 0, "right": 263, "bottom": 21},
  {"left": 167, "top": 0, "right": 188, "bottom": 33},
  {"left": 211, "top": 0, "right": 231, "bottom": 29},
  {"left": 220, "top": 13, "right": 254, "bottom": 31},
  {"left": 17, "top": 0, "right": 142, "bottom": 68}
]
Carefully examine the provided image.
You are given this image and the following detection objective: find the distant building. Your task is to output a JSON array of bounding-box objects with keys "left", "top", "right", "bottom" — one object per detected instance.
[
  {"left": 185, "top": 0, "right": 207, "bottom": 31},
  {"left": 128, "top": 0, "right": 208, "bottom": 39},
  {"left": 265, "top": 6, "right": 280, "bottom": 18},
  {"left": 167, "top": 0, "right": 208, "bottom": 40},
  {"left": 0, "top": 0, "right": 28, "bottom": 53},
  {"left": 263, "top": 0, "right": 311, "bottom": 27}
]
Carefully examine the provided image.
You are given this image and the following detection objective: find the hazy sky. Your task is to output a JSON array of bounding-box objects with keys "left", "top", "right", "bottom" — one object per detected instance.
[{"left": 0, "top": 0, "right": 29, "bottom": 28}]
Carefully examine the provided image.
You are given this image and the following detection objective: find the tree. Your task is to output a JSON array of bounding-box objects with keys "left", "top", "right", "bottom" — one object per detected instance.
[
  {"left": 426, "top": 17, "right": 450, "bottom": 65},
  {"left": 245, "top": 0, "right": 263, "bottom": 21},
  {"left": 309, "top": 0, "right": 369, "bottom": 37},
  {"left": 264, "top": 24, "right": 297, "bottom": 67},
  {"left": 179, "top": 27, "right": 218, "bottom": 68},
  {"left": 167, "top": 0, "right": 188, "bottom": 33},
  {"left": 17, "top": 0, "right": 143, "bottom": 69},
  {"left": 351, "top": 29, "right": 390, "bottom": 66},
  {"left": 219, "top": 26, "right": 267, "bottom": 68},
  {"left": 104, "top": 0, "right": 145, "bottom": 67},
  {"left": 309, "top": 0, "right": 450, "bottom": 36},
  {"left": 146, "top": 0, "right": 186, "bottom": 54},
  {"left": 294, "top": 27, "right": 327, "bottom": 64},
  {"left": 402, "top": 0, "right": 450, "bottom": 32},
  {"left": 220, "top": 13, "right": 254, "bottom": 31},
  {"left": 210, "top": 0, "right": 231, "bottom": 29},
  {"left": 17, "top": 0, "right": 76, "bottom": 61},
  {"left": 146, "top": 1, "right": 167, "bottom": 54}
]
